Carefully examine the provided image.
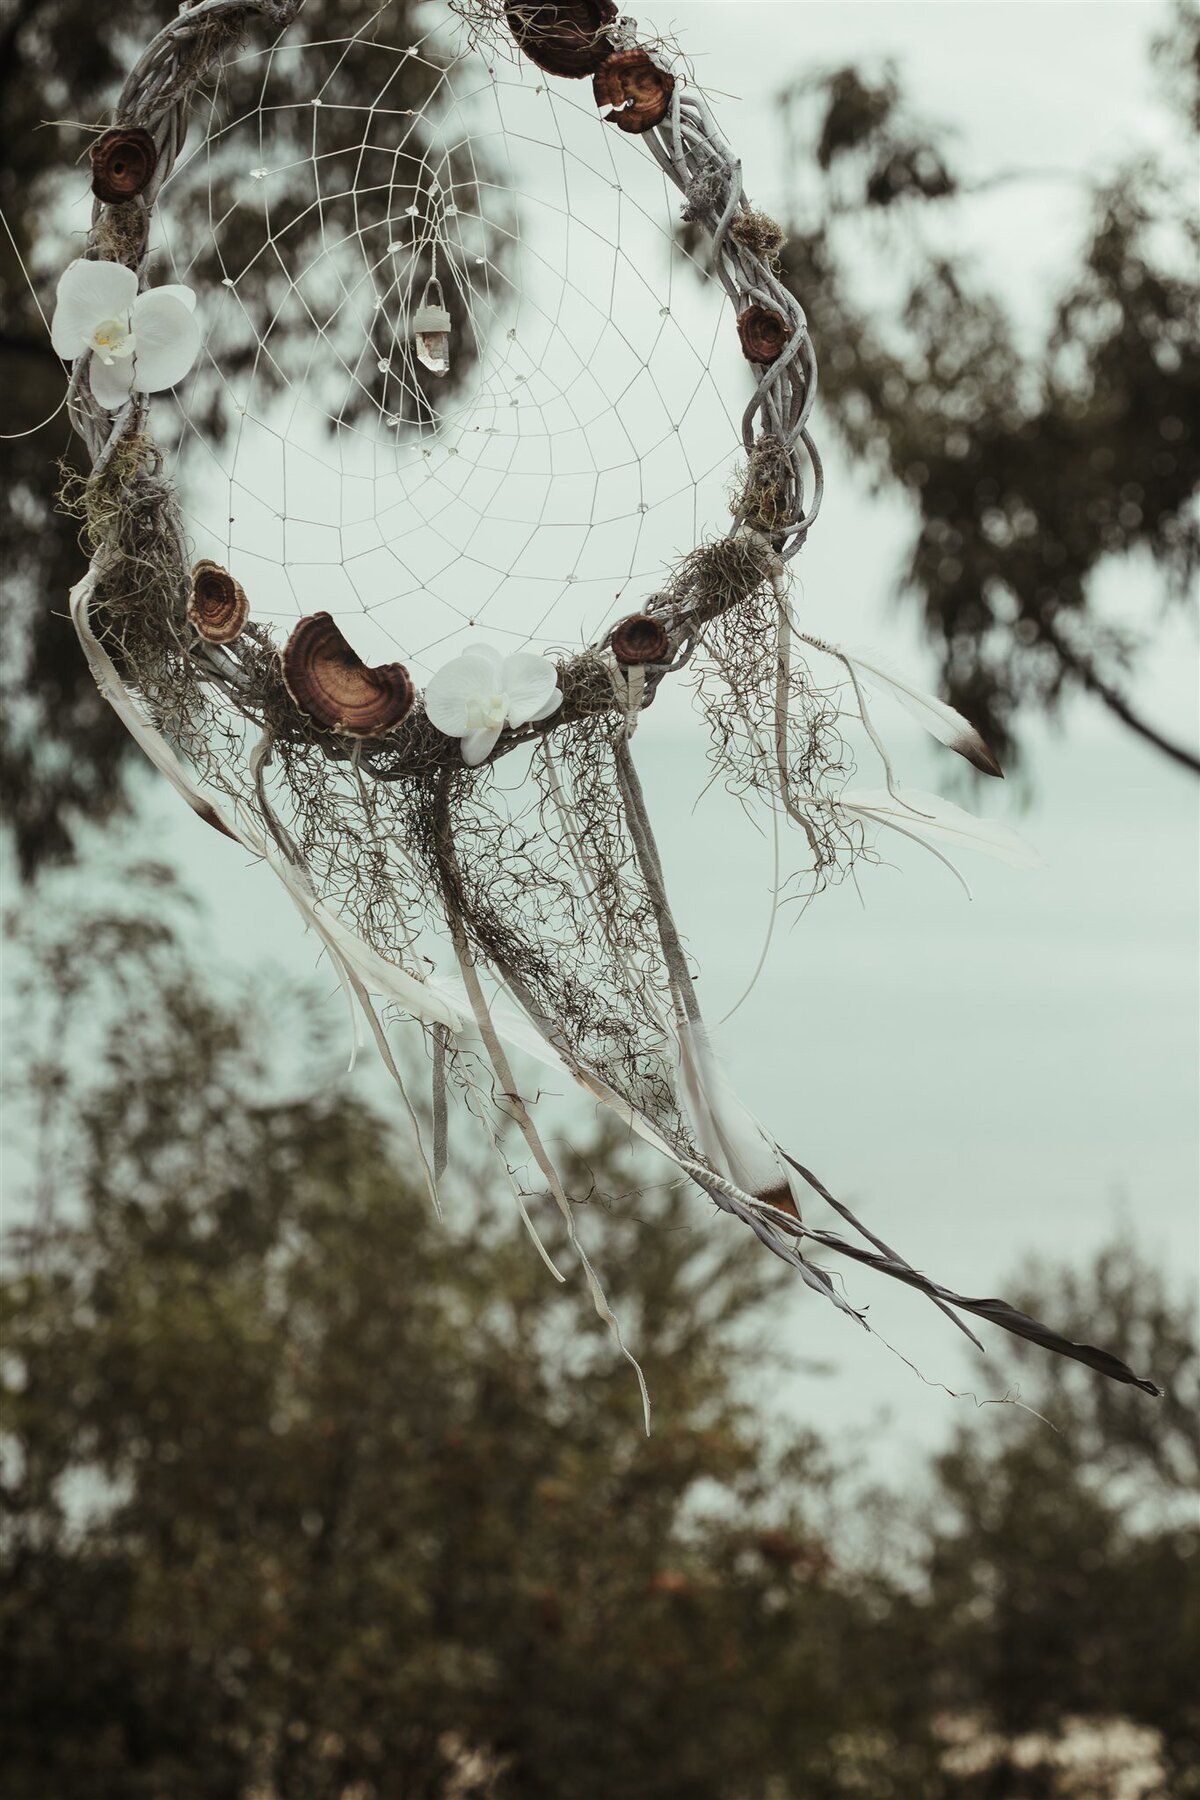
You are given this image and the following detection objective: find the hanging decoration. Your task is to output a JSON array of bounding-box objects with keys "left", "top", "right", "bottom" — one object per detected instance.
[{"left": 47, "top": 0, "right": 1160, "bottom": 1422}]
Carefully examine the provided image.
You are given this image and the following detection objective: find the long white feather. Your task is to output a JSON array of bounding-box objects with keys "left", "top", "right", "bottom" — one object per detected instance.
[
  {"left": 673, "top": 1018, "right": 793, "bottom": 1205},
  {"left": 72, "top": 576, "right": 464, "bottom": 1035},
  {"left": 70, "top": 571, "right": 243, "bottom": 843},
  {"left": 840, "top": 787, "right": 1040, "bottom": 871},
  {"left": 845, "top": 651, "right": 1002, "bottom": 776},
  {"left": 281, "top": 875, "right": 464, "bottom": 1032},
  {"left": 798, "top": 630, "right": 1002, "bottom": 776}
]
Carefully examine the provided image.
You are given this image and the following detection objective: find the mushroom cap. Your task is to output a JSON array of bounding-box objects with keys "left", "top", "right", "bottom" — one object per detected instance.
[
  {"left": 187, "top": 560, "right": 249, "bottom": 645},
  {"left": 736, "top": 304, "right": 791, "bottom": 366},
  {"left": 593, "top": 50, "right": 675, "bottom": 134},
  {"left": 90, "top": 127, "right": 158, "bottom": 204},
  {"left": 505, "top": 1, "right": 618, "bottom": 78},
  {"left": 610, "top": 613, "right": 671, "bottom": 666},
  {"left": 282, "top": 613, "right": 414, "bottom": 737}
]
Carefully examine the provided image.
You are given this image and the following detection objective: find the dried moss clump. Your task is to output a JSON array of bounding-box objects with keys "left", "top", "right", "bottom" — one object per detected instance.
[
  {"left": 730, "top": 207, "right": 786, "bottom": 270},
  {"left": 732, "top": 435, "right": 797, "bottom": 535}
]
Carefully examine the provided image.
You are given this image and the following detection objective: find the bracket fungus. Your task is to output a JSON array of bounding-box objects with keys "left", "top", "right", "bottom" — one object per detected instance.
[
  {"left": 610, "top": 613, "right": 671, "bottom": 665},
  {"left": 188, "top": 560, "right": 249, "bottom": 644},
  {"left": 90, "top": 127, "right": 158, "bottom": 204},
  {"left": 282, "top": 613, "right": 415, "bottom": 737},
  {"left": 505, "top": 0, "right": 618, "bottom": 78},
  {"left": 736, "top": 304, "right": 791, "bottom": 366},
  {"left": 593, "top": 50, "right": 675, "bottom": 134}
]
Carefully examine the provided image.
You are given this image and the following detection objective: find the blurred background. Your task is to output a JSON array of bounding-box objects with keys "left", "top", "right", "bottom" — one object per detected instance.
[{"left": 1, "top": 1, "right": 1197, "bottom": 1795}]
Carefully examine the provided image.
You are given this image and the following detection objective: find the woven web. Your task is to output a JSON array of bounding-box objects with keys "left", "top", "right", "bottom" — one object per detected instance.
[{"left": 154, "top": 9, "right": 742, "bottom": 685}]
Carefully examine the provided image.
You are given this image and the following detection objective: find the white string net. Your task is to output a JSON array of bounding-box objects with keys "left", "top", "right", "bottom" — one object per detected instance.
[{"left": 159, "top": 11, "right": 742, "bottom": 683}]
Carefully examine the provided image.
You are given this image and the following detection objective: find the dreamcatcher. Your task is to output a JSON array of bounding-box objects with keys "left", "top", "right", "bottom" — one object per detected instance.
[{"left": 49, "top": 0, "right": 1159, "bottom": 1417}]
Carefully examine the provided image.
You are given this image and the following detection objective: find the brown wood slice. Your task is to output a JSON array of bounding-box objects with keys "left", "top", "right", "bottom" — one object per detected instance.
[
  {"left": 188, "top": 560, "right": 249, "bottom": 645},
  {"left": 736, "top": 304, "right": 791, "bottom": 365}
]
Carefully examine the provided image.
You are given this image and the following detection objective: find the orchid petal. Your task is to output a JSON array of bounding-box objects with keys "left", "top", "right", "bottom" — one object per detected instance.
[
  {"left": 424, "top": 653, "right": 497, "bottom": 735},
  {"left": 129, "top": 289, "right": 201, "bottom": 393},
  {"left": 502, "top": 652, "right": 560, "bottom": 727},
  {"left": 89, "top": 353, "right": 135, "bottom": 411},
  {"left": 529, "top": 687, "right": 564, "bottom": 724},
  {"left": 149, "top": 283, "right": 198, "bottom": 314},
  {"left": 50, "top": 259, "right": 136, "bottom": 359},
  {"left": 460, "top": 640, "right": 503, "bottom": 674},
  {"left": 461, "top": 725, "right": 503, "bottom": 766}
]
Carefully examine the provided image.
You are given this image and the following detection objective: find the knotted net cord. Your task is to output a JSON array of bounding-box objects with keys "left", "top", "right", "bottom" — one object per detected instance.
[{"left": 55, "top": 0, "right": 1161, "bottom": 1408}]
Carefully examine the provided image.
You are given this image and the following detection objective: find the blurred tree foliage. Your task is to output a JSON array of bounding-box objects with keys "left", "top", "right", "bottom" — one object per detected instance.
[
  {"left": 773, "top": 0, "right": 1200, "bottom": 777},
  {"left": 0, "top": 0, "right": 491, "bottom": 879},
  {"left": 2, "top": 885, "right": 1197, "bottom": 1797}
]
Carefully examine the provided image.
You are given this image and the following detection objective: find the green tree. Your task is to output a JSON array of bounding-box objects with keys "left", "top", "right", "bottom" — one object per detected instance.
[
  {"left": 3, "top": 881, "right": 1197, "bottom": 1796},
  {"left": 914, "top": 1250, "right": 1200, "bottom": 1797},
  {"left": 0, "top": 880, "right": 937, "bottom": 1800},
  {"left": 774, "top": 2, "right": 1199, "bottom": 775}
]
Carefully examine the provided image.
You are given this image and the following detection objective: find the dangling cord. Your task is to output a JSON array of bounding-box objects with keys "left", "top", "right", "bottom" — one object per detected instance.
[
  {"left": 431, "top": 767, "right": 652, "bottom": 1430},
  {"left": 612, "top": 734, "right": 700, "bottom": 1033},
  {"left": 431, "top": 1023, "right": 450, "bottom": 1184},
  {"left": 250, "top": 731, "right": 442, "bottom": 1215}
]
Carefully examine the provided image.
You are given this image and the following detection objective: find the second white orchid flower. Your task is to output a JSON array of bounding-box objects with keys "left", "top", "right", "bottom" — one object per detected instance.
[
  {"left": 51, "top": 258, "right": 201, "bottom": 411},
  {"left": 424, "top": 642, "right": 562, "bottom": 766}
]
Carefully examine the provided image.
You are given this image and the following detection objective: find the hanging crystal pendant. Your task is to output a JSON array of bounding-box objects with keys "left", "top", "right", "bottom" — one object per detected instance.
[{"left": 411, "top": 275, "right": 452, "bottom": 377}]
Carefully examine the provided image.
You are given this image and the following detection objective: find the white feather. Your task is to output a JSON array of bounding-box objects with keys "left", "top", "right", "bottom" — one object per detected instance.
[
  {"left": 70, "top": 571, "right": 242, "bottom": 842},
  {"left": 437, "top": 981, "right": 811, "bottom": 1217},
  {"left": 845, "top": 650, "right": 1002, "bottom": 776},
  {"left": 798, "top": 629, "right": 1002, "bottom": 777},
  {"left": 281, "top": 875, "right": 464, "bottom": 1032},
  {"left": 673, "top": 1018, "right": 790, "bottom": 1203},
  {"left": 841, "top": 787, "right": 1041, "bottom": 870}
]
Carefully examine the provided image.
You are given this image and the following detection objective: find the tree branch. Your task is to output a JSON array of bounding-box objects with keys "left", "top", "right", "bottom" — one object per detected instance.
[{"left": 1040, "top": 617, "right": 1200, "bottom": 776}]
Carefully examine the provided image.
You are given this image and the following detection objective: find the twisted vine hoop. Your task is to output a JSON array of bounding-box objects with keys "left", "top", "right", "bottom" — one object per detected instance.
[
  {"left": 62, "top": 0, "right": 1161, "bottom": 1410},
  {"left": 74, "top": 0, "right": 817, "bottom": 766}
]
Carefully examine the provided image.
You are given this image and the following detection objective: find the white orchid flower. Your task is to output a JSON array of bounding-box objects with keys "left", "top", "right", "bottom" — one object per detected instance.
[
  {"left": 423, "top": 641, "right": 562, "bottom": 766},
  {"left": 50, "top": 259, "right": 201, "bottom": 411}
]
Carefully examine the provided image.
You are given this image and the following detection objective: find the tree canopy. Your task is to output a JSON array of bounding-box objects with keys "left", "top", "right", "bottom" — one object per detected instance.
[
  {"left": 773, "top": 4, "right": 1199, "bottom": 775},
  {"left": 2, "top": 880, "right": 1196, "bottom": 1797}
]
